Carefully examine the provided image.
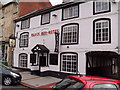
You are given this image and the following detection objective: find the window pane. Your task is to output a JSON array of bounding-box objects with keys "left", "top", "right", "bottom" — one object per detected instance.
[
  {"left": 19, "top": 54, "right": 27, "bottom": 67},
  {"left": 95, "top": 0, "right": 109, "bottom": 13},
  {"left": 63, "top": 5, "right": 78, "bottom": 19},
  {"left": 61, "top": 53, "right": 77, "bottom": 73},
  {"left": 62, "top": 24, "right": 78, "bottom": 44},
  {"left": 21, "top": 19, "right": 30, "bottom": 29},
  {"left": 41, "top": 13, "right": 50, "bottom": 24},
  {"left": 20, "top": 33, "right": 29, "bottom": 47},
  {"left": 95, "top": 20, "right": 110, "bottom": 43}
]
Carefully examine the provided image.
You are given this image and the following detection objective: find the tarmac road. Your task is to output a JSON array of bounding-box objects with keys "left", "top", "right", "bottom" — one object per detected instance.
[{"left": 1, "top": 84, "right": 36, "bottom": 90}]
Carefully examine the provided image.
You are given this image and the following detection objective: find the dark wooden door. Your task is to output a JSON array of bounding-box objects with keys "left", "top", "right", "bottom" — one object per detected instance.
[{"left": 40, "top": 56, "right": 46, "bottom": 66}]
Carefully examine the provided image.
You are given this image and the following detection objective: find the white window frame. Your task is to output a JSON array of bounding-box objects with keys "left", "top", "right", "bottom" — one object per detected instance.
[
  {"left": 19, "top": 32, "right": 29, "bottom": 47},
  {"left": 94, "top": 20, "right": 110, "bottom": 43},
  {"left": 63, "top": 5, "right": 79, "bottom": 20},
  {"left": 41, "top": 13, "right": 50, "bottom": 25},
  {"left": 61, "top": 53, "right": 77, "bottom": 73},
  {"left": 19, "top": 53, "right": 27, "bottom": 68},
  {"left": 62, "top": 24, "right": 79, "bottom": 45},
  {"left": 94, "top": 0, "right": 110, "bottom": 14},
  {"left": 21, "top": 19, "right": 30, "bottom": 29}
]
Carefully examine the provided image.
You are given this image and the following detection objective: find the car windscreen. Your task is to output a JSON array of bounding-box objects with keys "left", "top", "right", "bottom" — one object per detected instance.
[{"left": 52, "top": 78, "right": 84, "bottom": 90}]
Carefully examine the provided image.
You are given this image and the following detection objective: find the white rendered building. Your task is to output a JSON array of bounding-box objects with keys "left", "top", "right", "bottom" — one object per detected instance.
[{"left": 13, "top": 1, "right": 120, "bottom": 79}]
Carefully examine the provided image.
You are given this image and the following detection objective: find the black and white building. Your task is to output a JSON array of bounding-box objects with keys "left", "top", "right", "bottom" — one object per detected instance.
[{"left": 13, "top": 1, "right": 120, "bottom": 79}]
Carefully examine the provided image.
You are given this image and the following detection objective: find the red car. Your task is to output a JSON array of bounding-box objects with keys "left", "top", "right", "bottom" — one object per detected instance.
[{"left": 52, "top": 75, "right": 120, "bottom": 89}]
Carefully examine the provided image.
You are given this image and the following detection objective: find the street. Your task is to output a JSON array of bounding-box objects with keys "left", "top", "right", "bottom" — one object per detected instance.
[{"left": 1, "top": 84, "right": 36, "bottom": 90}]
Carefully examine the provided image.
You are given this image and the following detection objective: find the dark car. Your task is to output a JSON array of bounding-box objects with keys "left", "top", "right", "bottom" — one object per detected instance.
[
  {"left": 0, "top": 64, "right": 22, "bottom": 86},
  {"left": 52, "top": 75, "right": 120, "bottom": 90}
]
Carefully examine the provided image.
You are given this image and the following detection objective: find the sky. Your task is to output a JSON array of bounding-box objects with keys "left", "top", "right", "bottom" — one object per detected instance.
[{"left": 0, "top": 0, "right": 63, "bottom": 5}]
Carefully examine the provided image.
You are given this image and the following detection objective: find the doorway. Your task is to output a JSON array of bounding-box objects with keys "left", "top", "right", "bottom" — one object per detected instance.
[
  {"left": 40, "top": 56, "right": 46, "bottom": 66},
  {"left": 86, "top": 51, "right": 120, "bottom": 79}
]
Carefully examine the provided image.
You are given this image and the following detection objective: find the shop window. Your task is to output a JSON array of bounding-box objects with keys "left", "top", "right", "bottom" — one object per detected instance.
[
  {"left": 93, "top": 18, "right": 111, "bottom": 44},
  {"left": 93, "top": 0, "right": 110, "bottom": 15},
  {"left": 21, "top": 19, "right": 30, "bottom": 29},
  {"left": 50, "top": 54, "right": 58, "bottom": 65},
  {"left": 61, "top": 23, "right": 79, "bottom": 45},
  {"left": 41, "top": 13, "right": 50, "bottom": 25},
  {"left": 19, "top": 32, "right": 29, "bottom": 47},
  {"left": 62, "top": 5, "right": 79, "bottom": 20},
  {"left": 61, "top": 52, "right": 78, "bottom": 73},
  {"left": 19, "top": 53, "right": 27, "bottom": 68}
]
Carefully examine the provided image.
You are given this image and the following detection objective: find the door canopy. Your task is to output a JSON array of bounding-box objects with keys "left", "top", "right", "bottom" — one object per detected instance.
[{"left": 31, "top": 44, "right": 49, "bottom": 53}]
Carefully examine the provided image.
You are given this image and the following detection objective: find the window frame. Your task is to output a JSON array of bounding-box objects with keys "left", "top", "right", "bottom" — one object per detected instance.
[
  {"left": 93, "top": 0, "right": 111, "bottom": 15},
  {"left": 41, "top": 12, "right": 50, "bottom": 25},
  {"left": 60, "top": 52, "right": 78, "bottom": 73},
  {"left": 21, "top": 18, "right": 30, "bottom": 30},
  {"left": 93, "top": 18, "right": 111, "bottom": 44},
  {"left": 62, "top": 4, "right": 79, "bottom": 20},
  {"left": 61, "top": 23, "right": 79, "bottom": 45},
  {"left": 19, "top": 32, "right": 29, "bottom": 48},
  {"left": 19, "top": 53, "right": 28, "bottom": 68}
]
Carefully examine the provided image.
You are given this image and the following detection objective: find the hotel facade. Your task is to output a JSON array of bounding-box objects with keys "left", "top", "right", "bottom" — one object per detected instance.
[{"left": 13, "top": 1, "right": 120, "bottom": 79}]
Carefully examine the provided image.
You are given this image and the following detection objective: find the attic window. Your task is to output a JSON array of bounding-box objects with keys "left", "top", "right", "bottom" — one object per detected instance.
[
  {"left": 21, "top": 19, "right": 30, "bottom": 29},
  {"left": 41, "top": 13, "right": 50, "bottom": 25},
  {"left": 93, "top": 0, "right": 111, "bottom": 14}
]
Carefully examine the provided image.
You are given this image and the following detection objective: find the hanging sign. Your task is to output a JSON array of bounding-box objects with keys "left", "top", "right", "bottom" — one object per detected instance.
[{"left": 54, "top": 32, "right": 59, "bottom": 52}]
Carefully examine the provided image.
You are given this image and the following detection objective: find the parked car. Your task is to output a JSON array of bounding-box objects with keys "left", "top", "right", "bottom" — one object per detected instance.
[
  {"left": 52, "top": 75, "right": 120, "bottom": 89},
  {"left": 0, "top": 64, "right": 22, "bottom": 86}
]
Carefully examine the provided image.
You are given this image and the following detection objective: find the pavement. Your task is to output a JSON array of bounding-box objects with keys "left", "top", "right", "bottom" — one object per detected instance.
[{"left": 12, "top": 68, "right": 62, "bottom": 89}]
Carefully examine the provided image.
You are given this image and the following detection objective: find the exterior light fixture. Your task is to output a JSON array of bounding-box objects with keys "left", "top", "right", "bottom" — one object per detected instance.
[{"left": 52, "top": 14, "right": 57, "bottom": 17}]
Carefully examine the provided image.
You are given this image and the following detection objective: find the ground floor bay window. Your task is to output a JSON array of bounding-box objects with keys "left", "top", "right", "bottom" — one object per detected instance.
[
  {"left": 19, "top": 53, "right": 28, "bottom": 68},
  {"left": 61, "top": 52, "right": 78, "bottom": 73}
]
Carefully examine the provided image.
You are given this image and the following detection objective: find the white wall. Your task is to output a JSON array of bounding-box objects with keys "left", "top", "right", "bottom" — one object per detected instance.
[{"left": 14, "top": 1, "right": 119, "bottom": 74}]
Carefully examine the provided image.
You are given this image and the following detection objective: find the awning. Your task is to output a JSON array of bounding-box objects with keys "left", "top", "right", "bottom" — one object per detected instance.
[{"left": 31, "top": 44, "right": 49, "bottom": 53}]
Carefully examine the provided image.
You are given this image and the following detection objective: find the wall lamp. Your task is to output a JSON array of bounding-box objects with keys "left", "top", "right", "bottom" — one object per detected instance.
[{"left": 52, "top": 14, "right": 57, "bottom": 17}]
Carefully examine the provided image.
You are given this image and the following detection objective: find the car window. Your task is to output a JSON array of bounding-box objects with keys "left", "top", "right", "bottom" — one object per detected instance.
[
  {"left": 93, "top": 83, "right": 118, "bottom": 90},
  {"left": 53, "top": 78, "right": 84, "bottom": 90}
]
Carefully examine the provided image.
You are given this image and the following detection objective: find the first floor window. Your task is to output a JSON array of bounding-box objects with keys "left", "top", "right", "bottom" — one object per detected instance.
[
  {"left": 93, "top": 18, "right": 111, "bottom": 44},
  {"left": 19, "top": 53, "right": 27, "bottom": 67},
  {"left": 61, "top": 24, "right": 79, "bottom": 45},
  {"left": 61, "top": 53, "right": 77, "bottom": 73},
  {"left": 19, "top": 32, "right": 29, "bottom": 47}
]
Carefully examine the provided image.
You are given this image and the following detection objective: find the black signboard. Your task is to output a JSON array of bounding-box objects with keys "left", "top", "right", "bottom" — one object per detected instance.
[{"left": 54, "top": 32, "right": 59, "bottom": 52}]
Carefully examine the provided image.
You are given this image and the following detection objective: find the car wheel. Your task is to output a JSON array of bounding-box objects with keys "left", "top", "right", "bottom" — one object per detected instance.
[{"left": 3, "top": 76, "right": 13, "bottom": 86}]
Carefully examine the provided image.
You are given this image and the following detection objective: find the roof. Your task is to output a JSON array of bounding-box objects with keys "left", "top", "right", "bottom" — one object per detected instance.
[
  {"left": 68, "top": 75, "right": 120, "bottom": 84},
  {"left": 31, "top": 44, "right": 49, "bottom": 53},
  {"left": 15, "top": 1, "right": 84, "bottom": 22}
]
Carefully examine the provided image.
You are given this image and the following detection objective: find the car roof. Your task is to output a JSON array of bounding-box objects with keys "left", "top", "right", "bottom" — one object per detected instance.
[{"left": 67, "top": 75, "right": 120, "bottom": 84}]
